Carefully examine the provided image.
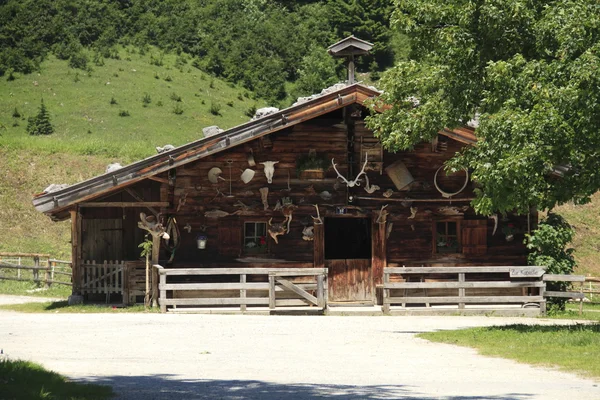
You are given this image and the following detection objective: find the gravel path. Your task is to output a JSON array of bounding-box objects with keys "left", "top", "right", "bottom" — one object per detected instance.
[{"left": 0, "top": 310, "right": 598, "bottom": 399}]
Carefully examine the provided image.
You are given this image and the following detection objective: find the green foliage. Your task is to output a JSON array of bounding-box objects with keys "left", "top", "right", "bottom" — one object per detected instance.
[
  {"left": 142, "top": 93, "right": 151, "bottom": 107},
  {"left": 169, "top": 92, "right": 182, "bottom": 102},
  {"left": 245, "top": 104, "right": 257, "bottom": 118},
  {"left": 110, "top": 96, "right": 117, "bottom": 105},
  {"left": 138, "top": 237, "right": 153, "bottom": 259},
  {"left": 526, "top": 213, "right": 576, "bottom": 311},
  {"left": 118, "top": 110, "right": 130, "bottom": 117},
  {"left": 172, "top": 103, "right": 184, "bottom": 115},
  {"left": 367, "top": 0, "right": 600, "bottom": 215},
  {"left": 12, "top": 107, "right": 20, "bottom": 118},
  {"left": 26, "top": 99, "right": 54, "bottom": 136},
  {"left": 210, "top": 101, "right": 222, "bottom": 116},
  {"left": 0, "top": 359, "right": 112, "bottom": 400},
  {"left": 326, "top": 0, "right": 395, "bottom": 70},
  {"left": 292, "top": 45, "right": 342, "bottom": 99}
]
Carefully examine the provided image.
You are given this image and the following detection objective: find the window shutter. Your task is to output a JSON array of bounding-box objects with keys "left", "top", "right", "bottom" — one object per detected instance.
[
  {"left": 462, "top": 220, "right": 487, "bottom": 255},
  {"left": 218, "top": 219, "right": 242, "bottom": 257}
]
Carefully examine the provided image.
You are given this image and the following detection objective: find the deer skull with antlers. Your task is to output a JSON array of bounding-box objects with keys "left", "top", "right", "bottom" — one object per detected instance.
[
  {"left": 332, "top": 153, "right": 368, "bottom": 188},
  {"left": 267, "top": 216, "right": 289, "bottom": 244}
]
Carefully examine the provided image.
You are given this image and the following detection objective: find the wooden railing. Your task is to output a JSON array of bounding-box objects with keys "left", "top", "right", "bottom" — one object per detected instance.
[
  {"left": 584, "top": 277, "right": 600, "bottom": 302},
  {"left": 0, "top": 252, "right": 72, "bottom": 287},
  {"left": 154, "top": 266, "right": 328, "bottom": 313},
  {"left": 81, "top": 261, "right": 124, "bottom": 301},
  {"left": 543, "top": 274, "right": 586, "bottom": 315},
  {"left": 382, "top": 266, "right": 545, "bottom": 315}
]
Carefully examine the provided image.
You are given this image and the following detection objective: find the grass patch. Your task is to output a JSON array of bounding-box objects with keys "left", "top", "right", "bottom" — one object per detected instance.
[
  {"left": 419, "top": 323, "right": 600, "bottom": 378},
  {"left": 0, "top": 300, "right": 158, "bottom": 313},
  {"left": 0, "top": 359, "right": 112, "bottom": 400},
  {"left": 0, "top": 279, "right": 71, "bottom": 298}
]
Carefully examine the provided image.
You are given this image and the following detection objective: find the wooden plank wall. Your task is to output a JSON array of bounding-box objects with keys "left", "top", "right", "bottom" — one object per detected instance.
[{"left": 170, "top": 115, "right": 350, "bottom": 263}]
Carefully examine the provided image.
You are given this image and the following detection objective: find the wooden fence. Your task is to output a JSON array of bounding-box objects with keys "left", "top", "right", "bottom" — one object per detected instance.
[
  {"left": 0, "top": 252, "right": 72, "bottom": 287},
  {"left": 543, "top": 274, "right": 586, "bottom": 315},
  {"left": 154, "top": 265, "right": 328, "bottom": 313},
  {"left": 382, "top": 266, "right": 545, "bottom": 315},
  {"left": 81, "top": 261, "right": 125, "bottom": 302}
]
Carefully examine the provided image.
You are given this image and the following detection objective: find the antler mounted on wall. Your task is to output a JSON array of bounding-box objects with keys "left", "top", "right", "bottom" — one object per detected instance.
[
  {"left": 332, "top": 153, "right": 368, "bottom": 188},
  {"left": 138, "top": 212, "right": 170, "bottom": 240},
  {"left": 268, "top": 217, "right": 289, "bottom": 244}
]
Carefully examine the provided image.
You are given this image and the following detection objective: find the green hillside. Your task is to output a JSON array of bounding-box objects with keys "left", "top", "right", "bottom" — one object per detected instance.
[{"left": 1, "top": 48, "right": 265, "bottom": 162}]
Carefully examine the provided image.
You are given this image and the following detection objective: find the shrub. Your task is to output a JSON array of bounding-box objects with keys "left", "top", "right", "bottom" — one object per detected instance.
[
  {"left": 154, "top": 72, "right": 160, "bottom": 80},
  {"left": 110, "top": 97, "right": 117, "bottom": 105},
  {"left": 244, "top": 104, "right": 257, "bottom": 118},
  {"left": 164, "top": 75, "right": 172, "bottom": 82},
  {"left": 169, "top": 93, "right": 182, "bottom": 102},
  {"left": 237, "top": 93, "right": 244, "bottom": 101},
  {"left": 118, "top": 110, "right": 130, "bottom": 117},
  {"left": 526, "top": 213, "right": 576, "bottom": 312},
  {"left": 142, "top": 93, "right": 151, "bottom": 107},
  {"left": 69, "top": 51, "right": 89, "bottom": 70},
  {"left": 27, "top": 99, "right": 54, "bottom": 136},
  {"left": 226, "top": 101, "right": 234, "bottom": 107},
  {"left": 209, "top": 102, "right": 221, "bottom": 116},
  {"left": 157, "top": 100, "right": 163, "bottom": 107},
  {"left": 209, "top": 79, "right": 215, "bottom": 89},
  {"left": 73, "top": 72, "right": 80, "bottom": 82},
  {"left": 6, "top": 71, "right": 16, "bottom": 81},
  {"left": 113, "top": 73, "right": 119, "bottom": 78},
  {"left": 12, "top": 107, "right": 21, "bottom": 118},
  {"left": 172, "top": 104, "right": 184, "bottom": 115}
]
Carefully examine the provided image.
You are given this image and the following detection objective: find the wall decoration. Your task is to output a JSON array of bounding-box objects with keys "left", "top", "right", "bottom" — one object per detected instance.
[
  {"left": 296, "top": 150, "right": 329, "bottom": 180},
  {"left": 260, "top": 161, "right": 279, "bottom": 184},
  {"left": 240, "top": 169, "right": 255, "bottom": 184},
  {"left": 408, "top": 207, "right": 418, "bottom": 219},
  {"left": 489, "top": 214, "right": 498, "bottom": 235},
  {"left": 364, "top": 175, "right": 380, "bottom": 194},
  {"left": 319, "top": 191, "right": 332, "bottom": 200},
  {"left": 385, "top": 161, "right": 414, "bottom": 190},
  {"left": 305, "top": 185, "right": 317, "bottom": 196},
  {"left": 204, "top": 209, "right": 230, "bottom": 218},
  {"left": 332, "top": 152, "right": 368, "bottom": 187},
  {"left": 156, "top": 144, "right": 175, "bottom": 154},
  {"left": 247, "top": 148, "right": 256, "bottom": 167},
  {"left": 281, "top": 202, "right": 297, "bottom": 233},
  {"left": 183, "top": 223, "right": 192, "bottom": 233},
  {"left": 383, "top": 189, "right": 394, "bottom": 198},
  {"left": 302, "top": 226, "right": 314, "bottom": 241},
  {"left": 375, "top": 204, "right": 388, "bottom": 224},
  {"left": 434, "top": 166, "right": 469, "bottom": 198},
  {"left": 268, "top": 217, "right": 289, "bottom": 244},
  {"left": 208, "top": 167, "right": 223, "bottom": 184},
  {"left": 259, "top": 187, "right": 269, "bottom": 210},
  {"left": 138, "top": 213, "right": 170, "bottom": 240},
  {"left": 312, "top": 204, "right": 323, "bottom": 225}
]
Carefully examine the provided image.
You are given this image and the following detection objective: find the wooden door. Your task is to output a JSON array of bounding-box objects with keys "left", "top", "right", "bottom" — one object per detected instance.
[{"left": 327, "top": 259, "right": 372, "bottom": 302}]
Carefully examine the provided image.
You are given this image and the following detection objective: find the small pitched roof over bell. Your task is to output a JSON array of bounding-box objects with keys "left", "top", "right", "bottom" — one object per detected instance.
[{"left": 327, "top": 35, "right": 374, "bottom": 57}]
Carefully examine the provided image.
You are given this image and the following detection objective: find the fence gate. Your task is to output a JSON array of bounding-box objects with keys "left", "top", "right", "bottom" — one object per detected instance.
[{"left": 81, "top": 261, "right": 124, "bottom": 301}]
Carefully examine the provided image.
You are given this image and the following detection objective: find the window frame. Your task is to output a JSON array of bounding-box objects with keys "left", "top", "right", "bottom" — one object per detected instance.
[
  {"left": 242, "top": 220, "right": 270, "bottom": 255},
  {"left": 432, "top": 218, "right": 462, "bottom": 254}
]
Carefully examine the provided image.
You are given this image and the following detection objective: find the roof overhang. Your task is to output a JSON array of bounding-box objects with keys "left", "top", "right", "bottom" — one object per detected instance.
[{"left": 33, "top": 83, "right": 382, "bottom": 221}]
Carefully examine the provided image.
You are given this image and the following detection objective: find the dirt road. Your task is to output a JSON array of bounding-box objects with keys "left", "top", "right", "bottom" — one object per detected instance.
[{"left": 0, "top": 310, "right": 598, "bottom": 399}]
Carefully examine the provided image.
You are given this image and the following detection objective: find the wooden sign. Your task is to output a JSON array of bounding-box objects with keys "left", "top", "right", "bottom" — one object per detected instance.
[{"left": 509, "top": 267, "right": 545, "bottom": 278}]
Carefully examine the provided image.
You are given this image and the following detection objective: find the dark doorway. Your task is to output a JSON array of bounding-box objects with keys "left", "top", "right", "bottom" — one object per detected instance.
[
  {"left": 324, "top": 217, "right": 373, "bottom": 303},
  {"left": 324, "top": 217, "right": 371, "bottom": 260}
]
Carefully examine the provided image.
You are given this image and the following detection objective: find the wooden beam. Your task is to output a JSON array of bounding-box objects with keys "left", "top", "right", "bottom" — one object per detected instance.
[
  {"left": 79, "top": 202, "right": 169, "bottom": 208},
  {"left": 125, "top": 188, "right": 159, "bottom": 217},
  {"left": 356, "top": 196, "right": 475, "bottom": 203},
  {"left": 147, "top": 175, "right": 169, "bottom": 184}
]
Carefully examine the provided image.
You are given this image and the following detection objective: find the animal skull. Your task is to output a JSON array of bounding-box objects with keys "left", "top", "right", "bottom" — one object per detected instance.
[
  {"left": 260, "top": 161, "right": 279, "bottom": 184},
  {"left": 268, "top": 217, "right": 289, "bottom": 244}
]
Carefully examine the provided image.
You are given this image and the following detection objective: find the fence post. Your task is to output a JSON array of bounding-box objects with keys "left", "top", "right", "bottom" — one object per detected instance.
[
  {"left": 33, "top": 256, "right": 40, "bottom": 284},
  {"left": 45, "top": 259, "right": 51, "bottom": 288},
  {"left": 382, "top": 270, "right": 390, "bottom": 314},
  {"left": 240, "top": 274, "right": 247, "bottom": 312},
  {"left": 317, "top": 274, "right": 324, "bottom": 309},
  {"left": 580, "top": 281, "right": 584, "bottom": 316},
  {"left": 268, "top": 274, "right": 276, "bottom": 310},
  {"left": 458, "top": 273, "right": 465, "bottom": 309},
  {"left": 159, "top": 269, "right": 166, "bottom": 313}
]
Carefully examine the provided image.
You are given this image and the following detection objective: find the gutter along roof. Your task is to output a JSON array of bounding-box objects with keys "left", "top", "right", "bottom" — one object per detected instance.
[{"left": 32, "top": 82, "right": 479, "bottom": 221}]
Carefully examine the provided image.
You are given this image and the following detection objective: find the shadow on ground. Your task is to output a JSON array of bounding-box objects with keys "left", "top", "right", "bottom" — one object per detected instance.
[{"left": 85, "top": 375, "right": 535, "bottom": 400}]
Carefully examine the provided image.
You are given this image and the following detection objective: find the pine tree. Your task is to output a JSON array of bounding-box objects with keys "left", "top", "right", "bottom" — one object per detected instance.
[{"left": 27, "top": 99, "right": 54, "bottom": 136}]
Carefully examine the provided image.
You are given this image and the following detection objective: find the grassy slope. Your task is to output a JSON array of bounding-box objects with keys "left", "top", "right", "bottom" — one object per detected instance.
[
  {"left": 0, "top": 48, "right": 265, "bottom": 258},
  {"left": 554, "top": 192, "right": 600, "bottom": 276}
]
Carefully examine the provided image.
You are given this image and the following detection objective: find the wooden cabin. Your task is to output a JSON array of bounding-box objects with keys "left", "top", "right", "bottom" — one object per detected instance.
[{"left": 33, "top": 82, "right": 536, "bottom": 307}]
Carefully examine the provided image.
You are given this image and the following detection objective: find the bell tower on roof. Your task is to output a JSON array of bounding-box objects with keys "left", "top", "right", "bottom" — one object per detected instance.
[{"left": 327, "top": 35, "right": 374, "bottom": 84}]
